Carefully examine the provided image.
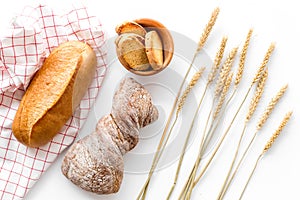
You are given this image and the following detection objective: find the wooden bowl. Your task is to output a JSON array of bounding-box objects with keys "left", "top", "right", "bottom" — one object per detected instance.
[{"left": 116, "top": 18, "right": 174, "bottom": 76}]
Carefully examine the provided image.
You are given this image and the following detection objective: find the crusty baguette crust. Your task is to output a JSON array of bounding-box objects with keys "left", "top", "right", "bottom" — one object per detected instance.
[
  {"left": 145, "top": 31, "right": 164, "bottom": 70},
  {"left": 115, "top": 21, "right": 147, "bottom": 37},
  {"left": 12, "top": 41, "right": 97, "bottom": 147}
]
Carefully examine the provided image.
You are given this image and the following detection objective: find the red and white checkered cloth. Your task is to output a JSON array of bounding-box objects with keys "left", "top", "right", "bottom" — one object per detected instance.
[{"left": 0, "top": 4, "right": 107, "bottom": 200}]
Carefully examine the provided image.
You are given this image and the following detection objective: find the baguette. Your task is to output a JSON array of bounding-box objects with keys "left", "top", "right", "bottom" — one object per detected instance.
[{"left": 12, "top": 41, "right": 97, "bottom": 147}]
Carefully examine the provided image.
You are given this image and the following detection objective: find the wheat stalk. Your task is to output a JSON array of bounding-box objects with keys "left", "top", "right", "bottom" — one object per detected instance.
[
  {"left": 217, "top": 68, "right": 267, "bottom": 200},
  {"left": 218, "top": 84, "right": 289, "bottom": 200},
  {"left": 245, "top": 69, "right": 268, "bottom": 122},
  {"left": 257, "top": 84, "right": 288, "bottom": 130},
  {"left": 239, "top": 111, "right": 292, "bottom": 200},
  {"left": 211, "top": 47, "right": 276, "bottom": 198},
  {"left": 200, "top": 37, "right": 231, "bottom": 154},
  {"left": 199, "top": 72, "right": 234, "bottom": 192},
  {"left": 252, "top": 43, "right": 275, "bottom": 84},
  {"left": 180, "top": 59, "right": 265, "bottom": 199},
  {"left": 209, "top": 33, "right": 255, "bottom": 187},
  {"left": 191, "top": 48, "right": 271, "bottom": 187},
  {"left": 215, "top": 47, "right": 238, "bottom": 97},
  {"left": 167, "top": 41, "right": 227, "bottom": 198},
  {"left": 235, "top": 29, "right": 253, "bottom": 87},
  {"left": 207, "top": 45, "right": 275, "bottom": 185},
  {"left": 197, "top": 7, "right": 220, "bottom": 52},
  {"left": 195, "top": 37, "right": 229, "bottom": 153},
  {"left": 207, "top": 36, "right": 228, "bottom": 84},
  {"left": 167, "top": 38, "right": 228, "bottom": 200},
  {"left": 168, "top": 84, "right": 210, "bottom": 200},
  {"left": 202, "top": 72, "right": 234, "bottom": 163},
  {"left": 216, "top": 123, "right": 247, "bottom": 200},
  {"left": 217, "top": 69, "right": 267, "bottom": 200},
  {"left": 137, "top": 8, "right": 220, "bottom": 200},
  {"left": 179, "top": 72, "right": 234, "bottom": 200},
  {"left": 143, "top": 68, "right": 204, "bottom": 200}
]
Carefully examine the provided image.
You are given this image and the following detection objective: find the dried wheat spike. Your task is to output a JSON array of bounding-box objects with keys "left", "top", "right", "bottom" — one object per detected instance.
[
  {"left": 207, "top": 36, "right": 228, "bottom": 84},
  {"left": 263, "top": 111, "right": 292, "bottom": 153},
  {"left": 176, "top": 67, "right": 205, "bottom": 116},
  {"left": 235, "top": 29, "right": 253, "bottom": 87},
  {"left": 215, "top": 47, "right": 238, "bottom": 97},
  {"left": 257, "top": 84, "right": 288, "bottom": 130},
  {"left": 197, "top": 7, "right": 220, "bottom": 52},
  {"left": 213, "top": 72, "right": 233, "bottom": 119},
  {"left": 246, "top": 69, "right": 268, "bottom": 122},
  {"left": 252, "top": 43, "right": 275, "bottom": 84}
]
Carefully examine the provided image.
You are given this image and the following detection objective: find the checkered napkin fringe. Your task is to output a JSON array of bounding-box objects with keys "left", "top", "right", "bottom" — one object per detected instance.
[{"left": 0, "top": 4, "right": 106, "bottom": 200}]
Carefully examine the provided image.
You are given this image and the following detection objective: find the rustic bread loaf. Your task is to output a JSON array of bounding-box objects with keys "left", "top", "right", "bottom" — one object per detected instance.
[
  {"left": 12, "top": 41, "right": 97, "bottom": 147},
  {"left": 61, "top": 77, "right": 158, "bottom": 194},
  {"left": 61, "top": 123, "right": 124, "bottom": 194}
]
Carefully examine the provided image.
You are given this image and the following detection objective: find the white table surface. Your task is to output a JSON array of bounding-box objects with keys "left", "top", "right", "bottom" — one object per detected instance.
[{"left": 1, "top": 0, "right": 299, "bottom": 199}]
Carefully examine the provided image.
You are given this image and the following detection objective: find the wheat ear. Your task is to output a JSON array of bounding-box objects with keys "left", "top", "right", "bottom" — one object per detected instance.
[
  {"left": 213, "top": 72, "right": 234, "bottom": 119},
  {"left": 263, "top": 111, "right": 293, "bottom": 153},
  {"left": 245, "top": 69, "right": 268, "bottom": 122},
  {"left": 197, "top": 7, "right": 220, "bottom": 52},
  {"left": 257, "top": 84, "right": 288, "bottom": 130},
  {"left": 176, "top": 68, "right": 205, "bottom": 116},
  {"left": 252, "top": 43, "right": 275, "bottom": 84},
  {"left": 207, "top": 36, "right": 228, "bottom": 84},
  {"left": 235, "top": 29, "right": 253, "bottom": 87},
  {"left": 215, "top": 47, "right": 238, "bottom": 97},
  {"left": 239, "top": 111, "right": 292, "bottom": 200}
]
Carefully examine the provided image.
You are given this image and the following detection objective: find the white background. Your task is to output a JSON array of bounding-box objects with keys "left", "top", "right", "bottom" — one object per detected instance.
[{"left": 1, "top": 0, "right": 299, "bottom": 199}]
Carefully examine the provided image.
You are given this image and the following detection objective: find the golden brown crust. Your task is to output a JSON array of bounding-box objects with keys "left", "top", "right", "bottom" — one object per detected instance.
[
  {"left": 12, "top": 41, "right": 97, "bottom": 147},
  {"left": 115, "top": 21, "right": 147, "bottom": 37}
]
